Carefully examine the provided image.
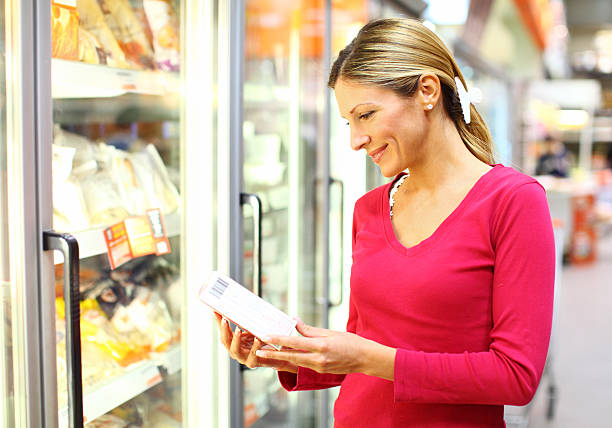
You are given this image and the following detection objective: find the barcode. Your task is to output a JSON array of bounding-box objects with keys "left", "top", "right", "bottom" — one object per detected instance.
[{"left": 210, "top": 277, "right": 229, "bottom": 298}]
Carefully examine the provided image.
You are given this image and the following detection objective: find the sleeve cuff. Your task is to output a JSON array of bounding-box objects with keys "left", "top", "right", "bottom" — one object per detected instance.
[{"left": 394, "top": 348, "right": 425, "bottom": 402}]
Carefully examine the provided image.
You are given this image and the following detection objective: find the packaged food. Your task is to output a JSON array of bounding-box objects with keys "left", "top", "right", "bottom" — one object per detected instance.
[
  {"left": 85, "top": 414, "right": 128, "bottom": 428},
  {"left": 52, "top": 144, "right": 91, "bottom": 232},
  {"left": 97, "top": 0, "right": 156, "bottom": 69},
  {"left": 110, "top": 147, "right": 149, "bottom": 215},
  {"left": 130, "top": 144, "right": 180, "bottom": 214},
  {"left": 143, "top": 0, "right": 180, "bottom": 71},
  {"left": 51, "top": 1, "right": 79, "bottom": 60},
  {"left": 77, "top": 0, "right": 129, "bottom": 68},
  {"left": 79, "top": 27, "right": 105, "bottom": 64},
  {"left": 111, "top": 287, "right": 178, "bottom": 352},
  {"left": 79, "top": 299, "right": 146, "bottom": 366}
]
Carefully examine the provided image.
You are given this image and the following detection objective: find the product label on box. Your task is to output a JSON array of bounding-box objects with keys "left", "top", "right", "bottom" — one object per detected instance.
[{"left": 104, "top": 208, "right": 171, "bottom": 269}]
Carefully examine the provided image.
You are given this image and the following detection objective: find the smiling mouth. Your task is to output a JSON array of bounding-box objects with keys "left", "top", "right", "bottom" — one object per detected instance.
[{"left": 368, "top": 145, "right": 388, "bottom": 164}]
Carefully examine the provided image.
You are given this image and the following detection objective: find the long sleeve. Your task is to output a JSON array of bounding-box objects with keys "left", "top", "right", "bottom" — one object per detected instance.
[{"left": 393, "top": 182, "right": 555, "bottom": 405}]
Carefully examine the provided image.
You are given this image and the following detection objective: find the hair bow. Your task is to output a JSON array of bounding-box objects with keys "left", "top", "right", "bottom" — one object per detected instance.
[{"left": 454, "top": 77, "right": 482, "bottom": 124}]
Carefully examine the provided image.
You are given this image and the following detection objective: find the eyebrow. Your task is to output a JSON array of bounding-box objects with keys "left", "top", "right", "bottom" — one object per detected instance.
[{"left": 349, "top": 103, "right": 374, "bottom": 114}]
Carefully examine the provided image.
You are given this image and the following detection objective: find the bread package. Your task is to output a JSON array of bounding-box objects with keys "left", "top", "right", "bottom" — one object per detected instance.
[
  {"left": 97, "top": 0, "right": 156, "bottom": 69},
  {"left": 77, "top": 0, "right": 129, "bottom": 68},
  {"left": 51, "top": 0, "right": 79, "bottom": 60}
]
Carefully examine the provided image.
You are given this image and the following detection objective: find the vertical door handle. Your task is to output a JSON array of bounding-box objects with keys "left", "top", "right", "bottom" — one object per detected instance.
[
  {"left": 43, "top": 231, "right": 83, "bottom": 428},
  {"left": 240, "top": 193, "right": 262, "bottom": 297},
  {"left": 329, "top": 179, "right": 344, "bottom": 307}
]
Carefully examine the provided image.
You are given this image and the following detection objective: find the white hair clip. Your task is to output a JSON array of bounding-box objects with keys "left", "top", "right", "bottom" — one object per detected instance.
[{"left": 454, "top": 76, "right": 482, "bottom": 124}]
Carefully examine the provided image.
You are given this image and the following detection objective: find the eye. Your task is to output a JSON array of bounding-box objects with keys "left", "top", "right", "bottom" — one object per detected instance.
[{"left": 359, "top": 111, "right": 374, "bottom": 121}]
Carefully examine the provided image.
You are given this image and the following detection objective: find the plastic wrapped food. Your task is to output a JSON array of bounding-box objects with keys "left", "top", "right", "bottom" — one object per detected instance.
[
  {"left": 110, "top": 147, "right": 149, "bottom": 215},
  {"left": 111, "top": 287, "right": 178, "bottom": 352},
  {"left": 85, "top": 414, "right": 128, "bottom": 428},
  {"left": 80, "top": 299, "right": 146, "bottom": 366},
  {"left": 77, "top": 0, "right": 129, "bottom": 68},
  {"left": 143, "top": 0, "right": 180, "bottom": 71},
  {"left": 79, "top": 27, "right": 105, "bottom": 64},
  {"left": 51, "top": 1, "right": 79, "bottom": 60},
  {"left": 130, "top": 144, "right": 180, "bottom": 215},
  {"left": 97, "top": 0, "right": 156, "bottom": 69},
  {"left": 52, "top": 144, "right": 91, "bottom": 232}
]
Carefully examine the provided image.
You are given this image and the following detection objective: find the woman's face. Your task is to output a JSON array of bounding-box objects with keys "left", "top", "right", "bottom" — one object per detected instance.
[{"left": 334, "top": 78, "right": 428, "bottom": 177}]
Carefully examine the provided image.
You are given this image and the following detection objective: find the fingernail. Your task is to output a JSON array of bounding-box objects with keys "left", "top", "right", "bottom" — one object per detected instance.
[
  {"left": 255, "top": 350, "right": 265, "bottom": 357},
  {"left": 235, "top": 327, "right": 241, "bottom": 334}
]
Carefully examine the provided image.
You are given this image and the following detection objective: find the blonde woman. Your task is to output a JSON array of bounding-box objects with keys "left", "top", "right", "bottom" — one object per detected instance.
[{"left": 215, "top": 18, "right": 555, "bottom": 427}]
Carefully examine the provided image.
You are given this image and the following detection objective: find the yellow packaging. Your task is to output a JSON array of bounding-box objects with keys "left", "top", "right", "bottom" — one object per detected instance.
[{"left": 51, "top": 0, "right": 79, "bottom": 60}]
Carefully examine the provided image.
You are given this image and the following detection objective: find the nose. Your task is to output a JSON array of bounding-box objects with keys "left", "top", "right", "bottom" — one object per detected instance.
[{"left": 350, "top": 130, "right": 370, "bottom": 151}]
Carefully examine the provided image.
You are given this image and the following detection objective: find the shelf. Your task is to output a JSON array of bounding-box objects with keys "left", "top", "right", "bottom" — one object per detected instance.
[
  {"left": 53, "top": 211, "right": 181, "bottom": 264},
  {"left": 58, "top": 345, "right": 182, "bottom": 427},
  {"left": 151, "top": 344, "right": 181, "bottom": 376},
  {"left": 59, "top": 360, "right": 162, "bottom": 427},
  {"left": 52, "top": 59, "right": 180, "bottom": 99}
]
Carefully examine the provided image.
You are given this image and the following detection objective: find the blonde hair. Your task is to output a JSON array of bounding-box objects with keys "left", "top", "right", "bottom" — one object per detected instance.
[{"left": 328, "top": 18, "right": 495, "bottom": 164}]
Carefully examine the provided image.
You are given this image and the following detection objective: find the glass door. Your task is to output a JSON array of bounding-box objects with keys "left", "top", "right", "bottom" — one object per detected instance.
[
  {"left": 239, "top": 1, "right": 327, "bottom": 427},
  {"left": 49, "top": 1, "right": 188, "bottom": 426}
]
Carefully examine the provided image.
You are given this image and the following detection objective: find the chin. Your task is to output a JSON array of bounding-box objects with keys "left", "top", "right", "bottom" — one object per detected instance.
[{"left": 379, "top": 163, "right": 403, "bottom": 178}]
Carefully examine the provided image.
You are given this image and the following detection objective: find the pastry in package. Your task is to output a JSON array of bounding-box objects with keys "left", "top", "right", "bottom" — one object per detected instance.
[
  {"left": 97, "top": 0, "right": 156, "bottom": 69},
  {"left": 77, "top": 0, "right": 129, "bottom": 68},
  {"left": 143, "top": 0, "right": 180, "bottom": 71},
  {"left": 51, "top": 0, "right": 79, "bottom": 60}
]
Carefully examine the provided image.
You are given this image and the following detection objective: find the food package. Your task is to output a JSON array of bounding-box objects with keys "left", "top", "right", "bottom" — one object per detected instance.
[
  {"left": 143, "top": 0, "right": 180, "bottom": 71},
  {"left": 109, "top": 147, "right": 149, "bottom": 215},
  {"left": 77, "top": 0, "right": 129, "bottom": 68},
  {"left": 52, "top": 144, "right": 91, "bottom": 232},
  {"left": 110, "top": 287, "right": 178, "bottom": 352},
  {"left": 52, "top": 1, "right": 79, "bottom": 60},
  {"left": 79, "top": 27, "right": 104, "bottom": 64},
  {"left": 97, "top": 0, "right": 156, "bottom": 69},
  {"left": 56, "top": 298, "right": 124, "bottom": 410},
  {"left": 79, "top": 299, "right": 147, "bottom": 366},
  {"left": 130, "top": 144, "right": 180, "bottom": 215},
  {"left": 85, "top": 414, "right": 128, "bottom": 428}
]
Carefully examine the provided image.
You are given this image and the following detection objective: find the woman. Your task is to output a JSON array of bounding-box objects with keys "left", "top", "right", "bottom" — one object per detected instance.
[{"left": 215, "top": 18, "right": 555, "bottom": 427}]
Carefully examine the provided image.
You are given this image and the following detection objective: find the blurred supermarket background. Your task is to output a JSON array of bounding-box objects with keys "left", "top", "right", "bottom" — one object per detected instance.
[{"left": 1, "top": 0, "right": 612, "bottom": 427}]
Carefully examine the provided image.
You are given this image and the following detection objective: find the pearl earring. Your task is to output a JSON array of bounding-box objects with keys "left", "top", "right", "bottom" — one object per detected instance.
[{"left": 426, "top": 104, "right": 433, "bottom": 110}]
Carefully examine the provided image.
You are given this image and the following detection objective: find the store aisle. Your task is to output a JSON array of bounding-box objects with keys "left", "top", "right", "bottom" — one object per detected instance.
[{"left": 507, "top": 234, "right": 612, "bottom": 427}]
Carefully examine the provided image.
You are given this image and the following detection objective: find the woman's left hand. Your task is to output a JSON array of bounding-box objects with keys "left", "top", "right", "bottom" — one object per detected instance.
[{"left": 256, "top": 319, "right": 396, "bottom": 380}]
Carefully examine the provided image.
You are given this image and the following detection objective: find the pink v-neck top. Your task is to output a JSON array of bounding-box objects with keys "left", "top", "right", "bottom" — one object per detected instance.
[{"left": 279, "top": 164, "right": 555, "bottom": 427}]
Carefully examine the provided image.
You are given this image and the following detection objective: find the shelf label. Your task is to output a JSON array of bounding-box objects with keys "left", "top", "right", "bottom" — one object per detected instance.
[{"left": 104, "top": 208, "right": 171, "bottom": 269}]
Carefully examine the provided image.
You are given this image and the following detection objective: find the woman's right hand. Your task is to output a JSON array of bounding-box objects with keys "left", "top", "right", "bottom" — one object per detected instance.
[{"left": 213, "top": 312, "right": 298, "bottom": 374}]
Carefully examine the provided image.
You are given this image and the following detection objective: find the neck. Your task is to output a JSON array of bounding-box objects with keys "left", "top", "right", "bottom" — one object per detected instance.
[{"left": 404, "top": 117, "right": 489, "bottom": 193}]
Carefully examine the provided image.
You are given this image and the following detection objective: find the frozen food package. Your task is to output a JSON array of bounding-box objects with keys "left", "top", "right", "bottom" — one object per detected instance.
[
  {"left": 79, "top": 27, "right": 104, "bottom": 64},
  {"left": 80, "top": 169, "right": 130, "bottom": 226},
  {"left": 96, "top": 0, "right": 156, "bottom": 69},
  {"left": 200, "top": 271, "right": 298, "bottom": 349},
  {"left": 130, "top": 144, "right": 180, "bottom": 214},
  {"left": 80, "top": 299, "right": 147, "bottom": 366},
  {"left": 52, "top": 144, "right": 91, "bottom": 231},
  {"left": 110, "top": 147, "right": 149, "bottom": 214},
  {"left": 143, "top": 0, "right": 180, "bottom": 71},
  {"left": 51, "top": 1, "right": 79, "bottom": 60},
  {"left": 77, "top": 0, "right": 129, "bottom": 68},
  {"left": 110, "top": 287, "right": 178, "bottom": 352},
  {"left": 53, "top": 125, "right": 98, "bottom": 176},
  {"left": 85, "top": 414, "right": 128, "bottom": 428}
]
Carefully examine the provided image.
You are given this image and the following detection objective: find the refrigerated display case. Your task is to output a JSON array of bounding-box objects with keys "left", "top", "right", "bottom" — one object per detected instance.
[{"left": 2, "top": 0, "right": 221, "bottom": 427}]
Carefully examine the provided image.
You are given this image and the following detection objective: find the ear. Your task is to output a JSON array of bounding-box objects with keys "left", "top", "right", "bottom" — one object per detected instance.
[{"left": 417, "top": 74, "right": 441, "bottom": 110}]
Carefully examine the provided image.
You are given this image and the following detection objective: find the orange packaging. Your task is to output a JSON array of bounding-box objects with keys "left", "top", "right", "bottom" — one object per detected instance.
[
  {"left": 51, "top": 0, "right": 79, "bottom": 60},
  {"left": 104, "top": 208, "right": 171, "bottom": 269},
  {"left": 570, "top": 193, "right": 597, "bottom": 264}
]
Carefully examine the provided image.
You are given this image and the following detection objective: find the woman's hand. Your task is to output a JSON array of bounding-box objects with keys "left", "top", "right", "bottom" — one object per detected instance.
[
  {"left": 255, "top": 319, "right": 396, "bottom": 380},
  {"left": 213, "top": 312, "right": 299, "bottom": 373}
]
